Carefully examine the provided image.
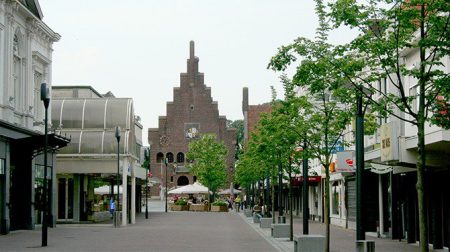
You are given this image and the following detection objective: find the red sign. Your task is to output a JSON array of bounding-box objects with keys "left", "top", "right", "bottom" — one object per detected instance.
[
  {"left": 345, "top": 159, "right": 354, "bottom": 167},
  {"left": 291, "top": 176, "right": 321, "bottom": 186}
]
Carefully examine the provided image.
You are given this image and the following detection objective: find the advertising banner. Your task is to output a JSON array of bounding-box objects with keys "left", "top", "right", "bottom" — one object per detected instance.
[{"left": 336, "top": 150, "right": 355, "bottom": 172}]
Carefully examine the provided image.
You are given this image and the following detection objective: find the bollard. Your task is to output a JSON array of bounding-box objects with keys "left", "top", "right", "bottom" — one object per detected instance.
[
  {"left": 356, "top": 240, "right": 375, "bottom": 252},
  {"left": 113, "top": 211, "right": 121, "bottom": 228}
]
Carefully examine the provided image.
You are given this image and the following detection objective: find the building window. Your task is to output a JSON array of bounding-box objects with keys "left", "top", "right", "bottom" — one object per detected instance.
[
  {"left": 34, "top": 71, "right": 43, "bottom": 119},
  {"left": 156, "top": 152, "right": 164, "bottom": 163},
  {"left": 0, "top": 159, "right": 4, "bottom": 175},
  {"left": 193, "top": 176, "right": 197, "bottom": 182},
  {"left": 166, "top": 152, "right": 174, "bottom": 163},
  {"left": 170, "top": 176, "right": 173, "bottom": 182},
  {"left": 176, "top": 152, "right": 184, "bottom": 163},
  {"left": 12, "top": 33, "right": 23, "bottom": 110}
]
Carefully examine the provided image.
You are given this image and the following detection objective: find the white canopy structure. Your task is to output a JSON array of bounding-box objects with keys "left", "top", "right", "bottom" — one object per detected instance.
[
  {"left": 168, "top": 182, "right": 210, "bottom": 195},
  {"left": 94, "top": 185, "right": 122, "bottom": 195},
  {"left": 218, "top": 188, "right": 241, "bottom": 195}
]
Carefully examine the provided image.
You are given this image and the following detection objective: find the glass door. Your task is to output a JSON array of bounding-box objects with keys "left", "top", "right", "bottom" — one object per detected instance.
[
  {"left": 0, "top": 159, "right": 5, "bottom": 233},
  {"left": 57, "top": 177, "right": 74, "bottom": 221}
]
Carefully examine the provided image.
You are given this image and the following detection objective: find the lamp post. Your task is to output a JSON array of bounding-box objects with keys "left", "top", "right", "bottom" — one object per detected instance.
[
  {"left": 144, "top": 148, "right": 149, "bottom": 219},
  {"left": 302, "top": 140, "right": 309, "bottom": 235},
  {"left": 115, "top": 126, "right": 121, "bottom": 227},
  {"left": 164, "top": 158, "right": 168, "bottom": 213},
  {"left": 356, "top": 91, "right": 364, "bottom": 241},
  {"left": 40, "top": 83, "right": 50, "bottom": 247}
]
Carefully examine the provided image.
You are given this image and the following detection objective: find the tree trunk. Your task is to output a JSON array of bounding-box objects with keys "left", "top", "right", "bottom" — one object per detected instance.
[
  {"left": 272, "top": 181, "right": 276, "bottom": 224},
  {"left": 324, "top": 165, "right": 330, "bottom": 252},
  {"left": 417, "top": 4, "right": 429, "bottom": 251},
  {"left": 289, "top": 162, "right": 293, "bottom": 241},
  {"left": 416, "top": 119, "right": 428, "bottom": 252}
]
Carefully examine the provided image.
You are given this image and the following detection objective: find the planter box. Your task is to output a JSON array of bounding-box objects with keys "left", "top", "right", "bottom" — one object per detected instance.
[
  {"left": 210, "top": 205, "right": 228, "bottom": 212},
  {"left": 189, "top": 204, "right": 208, "bottom": 212},
  {"left": 294, "top": 234, "right": 326, "bottom": 252},
  {"left": 172, "top": 204, "right": 189, "bottom": 211},
  {"left": 271, "top": 223, "right": 290, "bottom": 238},
  {"left": 260, "top": 218, "right": 272, "bottom": 228}
]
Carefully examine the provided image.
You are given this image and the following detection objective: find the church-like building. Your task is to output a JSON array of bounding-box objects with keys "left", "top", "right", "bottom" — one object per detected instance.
[{"left": 148, "top": 41, "right": 236, "bottom": 197}]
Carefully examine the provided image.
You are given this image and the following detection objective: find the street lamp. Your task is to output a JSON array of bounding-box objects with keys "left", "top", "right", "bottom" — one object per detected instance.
[
  {"left": 164, "top": 158, "right": 168, "bottom": 213},
  {"left": 356, "top": 90, "right": 364, "bottom": 241},
  {"left": 354, "top": 85, "right": 373, "bottom": 242},
  {"left": 115, "top": 126, "right": 121, "bottom": 227},
  {"left": 40, "top": 83, "right": 50, "bottom": 247},
  {"left": 302, "top": 140, "right": 309, "bottom": 235},
  {"left": 144, "top": 148, "right": 149, "bottom": 219}
]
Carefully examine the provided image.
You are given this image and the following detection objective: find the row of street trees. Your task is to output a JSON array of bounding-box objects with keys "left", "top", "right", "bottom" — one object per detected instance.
[
  {"left": 236, "top": 1, "right": 448, "bottom": 252},
  {"left": 186, "top": 2, "right": 448, "bottom": 251}
]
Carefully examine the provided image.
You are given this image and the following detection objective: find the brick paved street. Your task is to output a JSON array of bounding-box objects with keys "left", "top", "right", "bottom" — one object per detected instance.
[
  {"left": 0, "top": 200, "right": 274, "bottom": 252},
  {"left": 1, "top": 200, "right": 447, "bottom": 252},
  {"left": 239, "top": 210, "right": 446, "bottom": 252}
]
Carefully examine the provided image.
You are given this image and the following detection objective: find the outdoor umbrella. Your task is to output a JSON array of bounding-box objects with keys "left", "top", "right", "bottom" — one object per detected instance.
[
  {"left": 218, "top": 188, "right": 241, "bottom": 195},
  {"left": 168, "top": 182, "right": 210, "bottom": 195},
  {"left": 94, "top": 185, "right": 122, "bottom": 195}
]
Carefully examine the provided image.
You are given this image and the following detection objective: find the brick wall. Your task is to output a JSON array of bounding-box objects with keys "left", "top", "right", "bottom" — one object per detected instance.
[{"left": 148, "top": 41, "right": 236, "bottom": 196}]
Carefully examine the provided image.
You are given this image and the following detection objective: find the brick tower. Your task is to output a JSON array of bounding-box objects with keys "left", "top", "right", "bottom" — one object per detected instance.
[{"left": 148, "top": 41, "right": 236, "bottom": 197}]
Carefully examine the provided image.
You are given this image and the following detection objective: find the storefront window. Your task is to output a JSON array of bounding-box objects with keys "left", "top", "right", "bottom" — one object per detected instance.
[
  {"left": 34, "top": 164, "right": 45, "bottom": 224},
  {"left": 332, "top": 181, "right": 341, "bottom": 215},
  {"left": 0, "top": 159, "right": 5, "bottom": 228}
]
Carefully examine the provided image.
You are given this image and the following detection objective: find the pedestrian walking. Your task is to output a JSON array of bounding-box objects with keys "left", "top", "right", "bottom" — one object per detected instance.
[{"left": 234, "top": 195, "right": 241, "bottom": 212}]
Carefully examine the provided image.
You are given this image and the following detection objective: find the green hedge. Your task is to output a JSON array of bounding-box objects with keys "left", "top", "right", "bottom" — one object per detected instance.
[
  {"left": 174, "top": 199, "right": 188, "bottom": 205},
  {"left": 212, "top": 200, "right": 228, "bottom": 206}
]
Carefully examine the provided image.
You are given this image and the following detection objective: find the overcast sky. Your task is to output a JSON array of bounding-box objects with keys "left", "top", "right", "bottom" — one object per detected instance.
[{"left": 39, "top": 0, "right": 355, "bottom": 144}]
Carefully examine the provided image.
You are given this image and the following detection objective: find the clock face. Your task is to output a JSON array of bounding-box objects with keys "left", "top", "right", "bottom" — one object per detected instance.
[
  {"left": 186, "top": 127, "right": 199, "bottom": 139},
  {"left": 159, "top": 135, "right": 169, "bottom": 146},
  {"left": 184, "top": 123, "right": 200, "bottom": 139}
]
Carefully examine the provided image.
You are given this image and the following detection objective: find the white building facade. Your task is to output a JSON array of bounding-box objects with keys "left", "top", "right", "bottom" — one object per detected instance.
[{"left": 1, "top": 0, "right": 66, "bottom": 234}]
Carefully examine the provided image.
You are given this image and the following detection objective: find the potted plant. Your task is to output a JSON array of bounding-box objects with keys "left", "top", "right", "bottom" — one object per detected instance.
[
  {"left": 172, "top": 199, "right": 189, "bottom": 211},
  {"left": 211, "top": 200, "right": 228, "bottom": 212}
]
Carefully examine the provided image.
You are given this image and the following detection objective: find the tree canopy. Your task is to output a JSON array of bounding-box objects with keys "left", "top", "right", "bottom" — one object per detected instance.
[{"left": 186, "top": 134, "right": 228, "bottom": 195}]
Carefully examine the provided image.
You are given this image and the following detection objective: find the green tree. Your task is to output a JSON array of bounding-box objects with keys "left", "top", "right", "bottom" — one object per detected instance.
[
  {"left": 269, "top": 2, "right": 355, "bottom": 249},
  {"left": 327, "top": 1, "right": 450, "bottom": 250},
  {"left": 254, "top": 94, "right": 302, "bottom": 241},
  {"left": 186, "top": 134, "right": 228, "bottom": 206}
]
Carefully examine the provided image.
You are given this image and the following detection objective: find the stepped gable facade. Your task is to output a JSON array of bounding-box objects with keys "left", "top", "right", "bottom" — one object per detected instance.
[{"left": 148, "top": 41, "right": 236, "bottom": 196}]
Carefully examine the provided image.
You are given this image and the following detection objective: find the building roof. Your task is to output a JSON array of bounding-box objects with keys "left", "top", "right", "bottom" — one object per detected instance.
[
  {"left": 51, "top": 98, "right": 136, "bottom": 155},
  {"left": 18, "top": 0, "right": 43, "bottom": 20}
]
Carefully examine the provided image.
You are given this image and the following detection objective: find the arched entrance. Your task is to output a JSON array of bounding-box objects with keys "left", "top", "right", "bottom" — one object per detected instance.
[{"left": 177, "top": 176, "right": 189, "bottom": 186}]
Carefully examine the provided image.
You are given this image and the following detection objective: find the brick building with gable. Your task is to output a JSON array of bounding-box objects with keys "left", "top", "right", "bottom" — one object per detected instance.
[{"left": 148, "top": 41, "right": 236, "bottom": 197}]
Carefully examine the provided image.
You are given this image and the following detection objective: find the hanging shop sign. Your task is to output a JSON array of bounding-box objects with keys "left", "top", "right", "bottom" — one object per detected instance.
[
  {"left": 380, "top": 121, "right": 399, "bottom": 162},
  {"left": 336, "top": 150, "right": 355, "bottom": 172}
]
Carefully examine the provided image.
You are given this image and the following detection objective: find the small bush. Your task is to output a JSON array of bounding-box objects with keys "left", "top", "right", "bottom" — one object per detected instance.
[
  {"left": 212, "top": 200, "right": 227, "bottom": 206},
  {"left": 174, "top": 199, "right": 187, "bottom": 205}
]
